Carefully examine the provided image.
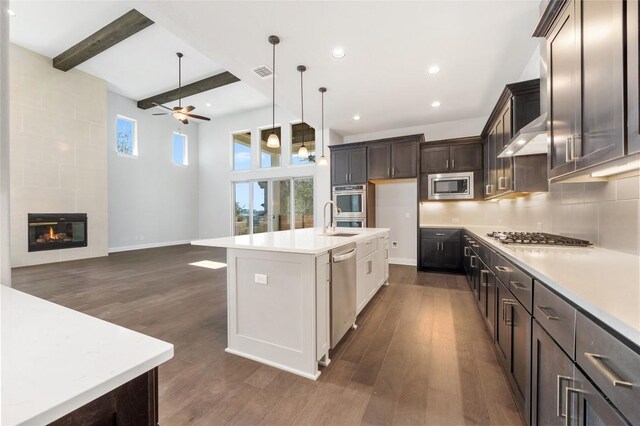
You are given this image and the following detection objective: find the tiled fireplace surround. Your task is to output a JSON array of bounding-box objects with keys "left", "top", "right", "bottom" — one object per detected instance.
[{"left": 420, "top": 176, "right": 640, "bottom": 256}]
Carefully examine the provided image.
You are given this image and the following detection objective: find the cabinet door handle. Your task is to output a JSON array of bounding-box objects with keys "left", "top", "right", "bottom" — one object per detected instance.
[
  {"left": 510, "top": 281, "right": 528, "bottom": 291},
  {"left": 470, "top": 255, "right": 477, "bottom": 268},
  {"left": 584, "top": 353, "right": 633, "bottom": 388},
  {"left": 367, "top": 260, "right": 372, "bottom": 275},
  {"left": 435, "top": 232, "right": 446, "bottom": 236},
  {"left": 536, "top": 305, "right": 560, "bottom": 321},
  {"left": 480, "top": 269, "right": 490, "bottom": 287},
  {"left": 498, "top": 176, "right": 506, "bottom": 190},
  {"left": 565, "top": 387, "right": 586, "bottom": 426},
  {"left": 565, "top": 136, "right": 579, "bottom": 162},
  {"left": 346, "top": 173, "right": 349, "bottom": 182},
  {"left": 502, "top": 299, "right": 517, "bottom": 325},
  {"left": 464, "top": 247, "right": 470, "bottom": 257},
  {"left": 387, "top": 167, "right": 390, "bottom": 177},
  {"left": 495, "top": 265, "right": 509, "bottom": 272},
  {"left": 557, "top": 375, "right": 572, "bottom": 418},
  {"left": 392, "top": 167, "right": 395, "bottom": 177},
  {"left": 451, "top": 159, "right": 455, "bottom": 169},
  {"left": 485, "top": 184, "right": 492, "bottom": 195}
]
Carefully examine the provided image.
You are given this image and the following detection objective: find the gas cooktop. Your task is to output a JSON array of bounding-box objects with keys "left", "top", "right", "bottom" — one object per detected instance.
[{"left": 486, "top": 231, "right": 592, "bottom": 247}]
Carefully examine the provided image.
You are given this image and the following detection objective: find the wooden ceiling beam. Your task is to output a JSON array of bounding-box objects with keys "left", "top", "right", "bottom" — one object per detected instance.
[
  {"left": 53, "top": 9, "right": 154, "bottom": 72},
  {"left": 137, "top": 72, "right": 241, "bottom": 110}
]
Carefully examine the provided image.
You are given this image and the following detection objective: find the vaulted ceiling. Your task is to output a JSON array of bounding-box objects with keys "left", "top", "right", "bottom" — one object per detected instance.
[{"left": 8, "top": 1, "right": 541, "bottom": 135}]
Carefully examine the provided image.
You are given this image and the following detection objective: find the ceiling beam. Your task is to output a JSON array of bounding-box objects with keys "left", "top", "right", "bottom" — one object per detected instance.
[
  {"left": 137, "top": 72, "right": 241, "bottom": 110},
  {"left": 53, "top": 9, "right": 154, "bottom": 72}
]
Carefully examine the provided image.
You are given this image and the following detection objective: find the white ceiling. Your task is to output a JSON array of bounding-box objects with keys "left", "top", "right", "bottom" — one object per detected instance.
[{"left": 8, "top": 1, "right": 541, "bottom": 135}]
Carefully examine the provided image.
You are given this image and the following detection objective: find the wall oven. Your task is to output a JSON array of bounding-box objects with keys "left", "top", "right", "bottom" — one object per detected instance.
[
  {"left": 427, "top": 172, "right": 474, "bottom": 200},
  {"left": 333, "top": 185, "right": 366, "bottom": 218}
]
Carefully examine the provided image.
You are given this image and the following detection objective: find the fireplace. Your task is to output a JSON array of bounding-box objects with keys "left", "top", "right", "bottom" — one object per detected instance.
[{"left": 28, "top": 213, "right": 88, "bottom": 252}]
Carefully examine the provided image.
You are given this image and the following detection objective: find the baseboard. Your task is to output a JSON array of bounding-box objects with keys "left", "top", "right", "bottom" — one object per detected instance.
[
  {"left": 389, "top": 257, "right": 417, "bottom": 266},
  {"left": 108, "top": 240, "right": 191, "bottom": 253}
]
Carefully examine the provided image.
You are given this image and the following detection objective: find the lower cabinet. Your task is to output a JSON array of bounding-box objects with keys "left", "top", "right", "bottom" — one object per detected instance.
[
  {"left": 356, "top": 233, "right": 389, "bottom": 315},
  {"left": 419, "top": 228, "right": 462, "bottom": 271}
]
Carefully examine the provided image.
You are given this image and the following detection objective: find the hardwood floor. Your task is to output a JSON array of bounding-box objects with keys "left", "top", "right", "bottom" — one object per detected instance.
[{"left": 12, "top": 245, "right": 522, "bottom": 425}]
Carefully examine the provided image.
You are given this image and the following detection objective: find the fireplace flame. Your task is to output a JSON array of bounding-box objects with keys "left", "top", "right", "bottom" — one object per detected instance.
[{"left": 49, "top": 227, "right": 54, "bottom": 239}]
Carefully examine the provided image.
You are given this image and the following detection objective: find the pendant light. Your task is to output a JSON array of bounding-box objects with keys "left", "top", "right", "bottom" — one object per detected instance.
[
  {"left": 317, "top": 87, "right": 328, "bottom": 166},
  {"left": 267, "top": 35, "right": 280, "bottom": 148},
  {"left": 297, "top": 65, "right": 309, "bottom": 159}
]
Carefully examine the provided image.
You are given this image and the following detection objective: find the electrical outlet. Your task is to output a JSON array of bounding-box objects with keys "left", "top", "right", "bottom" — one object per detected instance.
[
  {"left": 392, "top": 241, "right": 398, "bottom": 249},
  {"left": 254, "top": 274, "right": 268, "bottom": 285}
]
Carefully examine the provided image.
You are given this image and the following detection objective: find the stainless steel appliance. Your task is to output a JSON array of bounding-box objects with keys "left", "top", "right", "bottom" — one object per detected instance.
[
  {"left": 330, "top": 243, "right": 357, "bottom": 348},
  {"left": 336, "top": 219, "right": 365, "bottom": 228},
  {"left": 333, "top": 185, "right": 366, "bottom": 218},
  {"left": 427, "top": 172, "right": 474, "bottom": 200},
  {"left": 486, "top": 231, "right": 592, "bottom": 246}
]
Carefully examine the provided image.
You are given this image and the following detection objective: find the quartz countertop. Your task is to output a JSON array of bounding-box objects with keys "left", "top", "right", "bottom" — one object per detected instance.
[
  {"left": 192, "top": 227, "right": 390, "bottom": 255},
  {"left": 1, "top": 286, "right": 174, "bottom": 426},
  {"left": 421, "top": 224, "right": 640, "bottom": 348}
]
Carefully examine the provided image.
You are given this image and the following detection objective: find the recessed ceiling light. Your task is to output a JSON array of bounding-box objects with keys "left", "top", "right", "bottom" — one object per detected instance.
[
  {"left": 332, "top": 47, "right": 346, "bottom": 59},
  {"left": 205, "top": 102, "right": 211, "bottom": 107},
  {"left": 7, "top": 9, "right": 16, "bottom": 16},
  {"left": 431, "top": 101, "right": 441, "bottom": 108},
  {"left": 352, "top": 114, "right": 361, "bottom": 121},
  {"left": 427, "top": 65, "right": 440, "bottom": 75}
]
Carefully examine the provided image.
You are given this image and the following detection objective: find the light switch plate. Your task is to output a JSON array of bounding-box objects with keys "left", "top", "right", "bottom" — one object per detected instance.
[{"left": 255, "top": 274, "right": 268, "bottom": 285}]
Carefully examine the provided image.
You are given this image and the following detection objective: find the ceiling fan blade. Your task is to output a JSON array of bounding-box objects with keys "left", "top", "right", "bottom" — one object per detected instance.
[
  {"left": 152, "top": 113, "right": 169, "bottom": 116},
  {"left": 152, "top": 102, "right": 173, "bottom": 112},
  {"left": 183, "top": 105, "right": 195, "bottom": 113},
  {"left": 173, "top": 106, "right": 182, "bottom": 111},
  {"left": 185, "top": 113, "right": 211, "bottom": 121},
  {"left": 181, "top": 119, "right": 189, "bottom": 125}
]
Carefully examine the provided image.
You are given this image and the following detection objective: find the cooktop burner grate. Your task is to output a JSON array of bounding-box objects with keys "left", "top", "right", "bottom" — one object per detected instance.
[{"left": 486, "top": 231, "right": 592, "bottom": 247}]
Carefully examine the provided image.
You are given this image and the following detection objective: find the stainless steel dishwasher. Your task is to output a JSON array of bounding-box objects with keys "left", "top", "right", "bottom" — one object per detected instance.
[{"left": 330, "top": 243, "right": 357, "bottom": 348}]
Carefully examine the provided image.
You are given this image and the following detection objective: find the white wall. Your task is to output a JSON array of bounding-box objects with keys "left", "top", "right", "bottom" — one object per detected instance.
[
  {"left": 107, "top": 91, "right": 200, "bottom": 251},
  {"left": 0, "top": 2, "right": 10, "bottom": 284},
  {"left": 375, "top": 182, "right": 417, "bottom": 265},
  {"left": 198, "top": 105, "right": 331, "bottom": 239},
  {"left": 9, "top": 44, "right": 108, "bottom": 267}
]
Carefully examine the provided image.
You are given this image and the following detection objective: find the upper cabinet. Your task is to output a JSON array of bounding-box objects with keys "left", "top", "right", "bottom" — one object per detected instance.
[
  {"left": 367, "top": 135, "right": 421, "bottom": 180},
  {"left": 331, "top": 146, "right": 367, "bottom": 185},
  {"left": 421, "top": 140, "right": 482, "bottom": 174},
  {"left": 536, "top": 0, "right": 629, "bottom": 180},
  {"left": 481, "top": 80, "right": 548, "bottom": 199},
  {"left": 628, "top": 0, "right": 640, "bottom": 155}
]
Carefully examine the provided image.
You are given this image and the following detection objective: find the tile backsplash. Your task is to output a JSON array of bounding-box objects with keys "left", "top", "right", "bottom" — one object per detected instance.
[{"left": 420, "top": 175, "right": 640, "bottom": 255}]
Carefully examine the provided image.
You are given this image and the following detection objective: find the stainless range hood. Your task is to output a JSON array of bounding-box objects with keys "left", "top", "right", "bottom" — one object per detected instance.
[{"left": 497, "top": 112, "right": 548, "bottom": 158}]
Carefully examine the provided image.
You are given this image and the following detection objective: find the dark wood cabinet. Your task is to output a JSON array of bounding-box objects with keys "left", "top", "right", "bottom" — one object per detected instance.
[
  {"left": 450, "top": 143, "right": 482, "bottom": 172},
  {"left": 331, "top": 146, "right": 367, "bottom": 185},
  {"left": 479, "top": 265, "right": 497, "bottom": 338},
  {"left": 367, "top": 143, "right": 391, "bottom": 179},
  {"left": 420, "top": 145, "right": 450, "bottom": 173},
  {"left": 543, "top": 0, "right": 625, "bottom": 179},
  {"left": 485, "top": 130, "right": 497, "bottom": 197},
  {"left": 419, "top": 228, "right": 461, "bottom": 271},
  {"left": 420, "top": 140, "right": 482, "bottom": 174},
  {"left": 367, "top": 138, "right": 418, "bottom": 180},
  {"left": 628, "top": 0, "right": 640, "bottom": 154}
]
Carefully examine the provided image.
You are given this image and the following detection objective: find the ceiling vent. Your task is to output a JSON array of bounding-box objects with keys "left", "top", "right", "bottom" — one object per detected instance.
[{"left": 252, "top": 65, "right": 274, "bottom": 79}]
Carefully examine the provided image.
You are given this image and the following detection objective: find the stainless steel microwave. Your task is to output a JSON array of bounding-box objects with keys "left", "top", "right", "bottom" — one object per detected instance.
[{"left": 427, "top": 172, "right": 474, "bottom": 200}]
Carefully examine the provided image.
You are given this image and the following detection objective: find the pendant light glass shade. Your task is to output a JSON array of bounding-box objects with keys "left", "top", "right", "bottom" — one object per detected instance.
[
  {"left": 297, "top": 144, "right": 309, "bottom": 159},
  {"left": 267, "top": 132, "right": 280, "bottom": 148},
  {"left": 318, "top": 87, "right": 328, "bottom": 166}
]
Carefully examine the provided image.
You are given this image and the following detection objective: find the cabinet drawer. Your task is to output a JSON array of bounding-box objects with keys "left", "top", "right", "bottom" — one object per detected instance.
[
  {"left": 493, "top": 254, "right": 533, "bottom": 312},
  {"left": 356, "top": 236, "right": 377, "bottom": 261},
  {"left": 576, "top": 312, "right": 640, "bottom": 425},
  {"left": 533, "top": 282, "right": 576, "bottom": 357},
  {"left": 420, "top": 228, "right": 461, "bottom": 240},
  {"left": 479, "top": 243, "right": 494, "bottom": 270}
]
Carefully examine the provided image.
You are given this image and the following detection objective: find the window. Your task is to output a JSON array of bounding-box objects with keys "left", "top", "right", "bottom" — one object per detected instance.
[
  {"left": 291, "top": 123, "right": 316, "bottom": 165},
  {"left": 233, "top": 131, "right": 251, "bottom": 171},
  {"left": 116, "top": 115, "right": 137, "bottom": 156},
  {"left": 232, "top": 177, "right": 314, "bottom": 236},
  {"left": 260, "top": 127, "right": 281, "bottom": 168},
  {"left": 172, "top": 132, "right": 188, "bottom": 166}
]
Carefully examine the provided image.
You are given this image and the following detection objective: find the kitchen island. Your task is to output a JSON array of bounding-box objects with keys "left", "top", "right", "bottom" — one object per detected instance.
[
  {"left": 192, "top": 227, "right": 390, "bottom": 379},
  {"left": 1, "top": 286, "right": 174, "bottom": 425}
]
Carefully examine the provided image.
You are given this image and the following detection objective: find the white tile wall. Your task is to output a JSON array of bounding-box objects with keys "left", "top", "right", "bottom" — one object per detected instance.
[
  {"left": 420, "top": 175, "right": 640, "bottom": 255},
  {"left": 9, "top": 44, "right": 108, "bottom": 267}
]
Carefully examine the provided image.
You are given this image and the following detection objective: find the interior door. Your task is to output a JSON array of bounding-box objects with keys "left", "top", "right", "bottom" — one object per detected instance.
[
  {"left": 349, "top": 147, "right": 367, "bottom": 184},
  {"left": 332, "top": 150, "right": 350, "bottom": 185},
  {"left": 532, "top": 321, "right": 575, "bottom": 426},
  {"left": 420, "top": 146, "right": 450, "bottom": 173},
  {"left": 391, "top": 140, "right": 417, "bottom": 178},
  {"left": 367, "top": 143, "right": 391, "bottom": 179},
  {"left": 548, "top": 0, "right": 580, "bottom": 178},
  {"left": 577, "top": 0, "right": 625, "bottom": 169}
]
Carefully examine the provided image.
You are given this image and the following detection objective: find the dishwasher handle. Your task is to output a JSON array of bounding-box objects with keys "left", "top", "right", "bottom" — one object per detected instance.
[{"left": 333, "top": 249, "right": 357, "bottom": 263}]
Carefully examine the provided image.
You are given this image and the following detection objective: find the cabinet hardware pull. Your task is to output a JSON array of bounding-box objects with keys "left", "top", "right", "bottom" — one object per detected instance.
[
  {"left": 470, "top": 255, "right": 477, "bottom": 268},
  {"left": 510, "top": 281, "right": 528, "bottom": 291},
  {"left": 502, "top": 299, "right": 517, "bottom": 325},
  {"left": 464, "top": 247, "right": 470, "bottom": 257},
  {"left": 486, "top": 184, "right": 491, "bottom": 195},
  {"left": 565, "top": 387, "right": 586, "bottom": 426},
  {"left": 387, "top": 167, "right": 390, "bottom": 177},
  {"left": 367, "top": 260, "right": 372, "bottom": 275},
  {"left": 451, "top": 159, "right": 455, "bottom": 168},
  {"left": 557, "top": 375, "right": 572, "bottom": 418},
  {"left": 435, "top": 232, "right": 446, "bottom": 236},
  {"left": 392, "top": 167, "right": 395, "bottom": 176},
  {"left": 445, "top": 159, "right": 449, "bottom": 169},
  {"left": 495, "top": 266, "right": 509, "bottom": 272},
  {"left": 346, "top": 173, "right": 349, "bottom": 182},
  {"left": 536, "top": 305, "right": 560, "bottom": 321},
  {"left": 584, "top": 353, "right": 633, "bottom": 388},
  {"left": 498, "top": 176, "right": 506, "bottom": 190},
  {"left": 480, "top": 269, "right": 490, "bottom": 287}
]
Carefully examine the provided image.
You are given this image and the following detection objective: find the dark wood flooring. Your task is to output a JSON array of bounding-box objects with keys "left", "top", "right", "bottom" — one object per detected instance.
[{"left": 12, "top": 245, "right": 522, "bottom": 425}]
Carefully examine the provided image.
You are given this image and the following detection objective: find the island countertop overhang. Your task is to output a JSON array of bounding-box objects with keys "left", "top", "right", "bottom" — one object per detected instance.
[{"left": 191, "top": 227, "right": 391, "bottom": 255}]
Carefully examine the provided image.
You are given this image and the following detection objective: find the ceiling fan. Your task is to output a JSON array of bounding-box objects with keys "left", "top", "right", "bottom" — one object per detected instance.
[{"left": 152, "top": 52, "right": 211, "bottom": 124}]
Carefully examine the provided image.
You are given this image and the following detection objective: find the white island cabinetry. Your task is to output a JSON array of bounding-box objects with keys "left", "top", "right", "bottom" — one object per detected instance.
[{"left": 192, "top": 227, "right": 389, "bottom": 380}]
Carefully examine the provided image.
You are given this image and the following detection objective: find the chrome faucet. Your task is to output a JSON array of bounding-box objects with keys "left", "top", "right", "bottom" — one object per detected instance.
[{"left": 323, "top": 201, "right": 341, "bottom": 234}]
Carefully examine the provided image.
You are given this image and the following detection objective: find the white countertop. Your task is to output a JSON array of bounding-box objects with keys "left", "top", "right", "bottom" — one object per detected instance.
[
  {"left": 421, "top": 224, "right": 640, "bottom": 348},
  {"left": 192, "top": 227, "right": 390, "bottom": 255},
  {"left": 1, "top": 286, "right": 174, "bottom": 426}
]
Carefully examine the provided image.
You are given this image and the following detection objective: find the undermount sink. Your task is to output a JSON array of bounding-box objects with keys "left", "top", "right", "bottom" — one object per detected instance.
[{"left": 317, "top": 232, "right": 358, "bottom": 237}]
